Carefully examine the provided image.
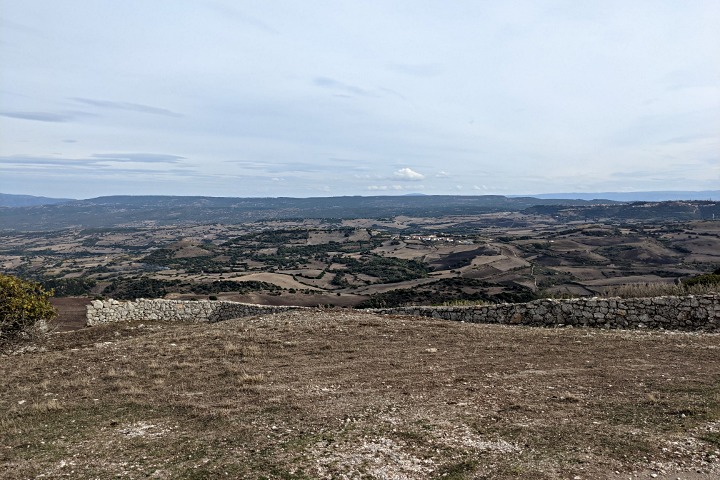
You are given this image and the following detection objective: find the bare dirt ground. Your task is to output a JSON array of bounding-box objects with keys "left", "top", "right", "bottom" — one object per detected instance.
[
  {"left": 2, "top": 310, "right": 719, "bottom": 479},
  {"left": 226, "top": 292, "right": 363, "bottom": 308},
  {"left": 48, "top": 297, "right": 91, "bottom": 332},
  {"left": 166, "top": 292, "right": 365, "bottom": 308}
]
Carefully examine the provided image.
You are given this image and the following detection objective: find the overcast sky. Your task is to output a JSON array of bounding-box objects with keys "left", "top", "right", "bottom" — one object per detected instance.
[{"left": 1, "top": 1, "right": 718, "bottom": 199}]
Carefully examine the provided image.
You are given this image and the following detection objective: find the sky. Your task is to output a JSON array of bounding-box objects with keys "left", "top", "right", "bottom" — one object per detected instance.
[{"left": 1, "top": 0, "right": 719, "bottom": 199}]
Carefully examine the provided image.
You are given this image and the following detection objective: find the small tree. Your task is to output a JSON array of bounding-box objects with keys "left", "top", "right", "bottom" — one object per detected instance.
[{"left": 0, "top": 274, "right": 56, "bottom": 348}]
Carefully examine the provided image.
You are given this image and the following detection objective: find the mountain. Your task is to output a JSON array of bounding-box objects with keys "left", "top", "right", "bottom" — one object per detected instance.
[
  {"left": 0, "top": 193, "right": 74, "bottom": 207},
  {"left": 521, "top": 190, "right": 720, "bottom": 202}
]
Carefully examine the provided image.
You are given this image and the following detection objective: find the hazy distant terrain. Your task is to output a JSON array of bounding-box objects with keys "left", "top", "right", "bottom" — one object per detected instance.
[
  {"left": 0, "top": 193, "right": 73, "bottom": 207},
  {"left": 522, "top": 190, "right": 720, "bottom": 202},
  {"left": 2, "top": 194, "right": 720, "bottom": 231},
  {"left": 0, "top": 194, "right": 598, "bottom": 230}
]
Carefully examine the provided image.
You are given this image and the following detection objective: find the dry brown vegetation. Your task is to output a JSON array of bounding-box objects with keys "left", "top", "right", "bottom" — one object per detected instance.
[
  {"left": 2, "top": 310, "right": 720, "bottom": 479},
  {"left": 605, "top": 283, "right": 720, "bottom": 299}
]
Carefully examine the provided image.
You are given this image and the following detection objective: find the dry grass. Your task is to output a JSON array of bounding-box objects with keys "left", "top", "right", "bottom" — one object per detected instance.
[
  {"left": 437, "top": 299, "right": 490, "bottom": 307},
  {"left": 1, "top": 311, "right": 720, "bottom": 479},
  {"left": 605, "top": 282, "right": 720, "bottom": 298}
]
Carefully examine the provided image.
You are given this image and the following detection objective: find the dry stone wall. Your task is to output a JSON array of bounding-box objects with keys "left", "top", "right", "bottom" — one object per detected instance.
[
  {"left": 370, "top": 295, "right": 720, "bottom": 331},
  {"left": 86, "top": 295, "right": 720, "bottom": 332},
  {"left": 86, "top": 299, "right": 306, "bottom": 326}
]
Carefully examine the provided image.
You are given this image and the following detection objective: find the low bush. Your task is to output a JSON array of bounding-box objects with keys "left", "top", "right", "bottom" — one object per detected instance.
[
  {"left": 0, "top": 274, "right": 56, "bottom": 349},
  {"left": 684, "top": 273, "right": 720, "bottom": 288}
]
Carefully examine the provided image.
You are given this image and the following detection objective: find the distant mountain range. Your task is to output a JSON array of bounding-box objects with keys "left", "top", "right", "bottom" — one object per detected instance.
[
  {"left": 519, "top": 190, "right": 720, "bottom": 202},
  {"left": 0, "top": 193, "right": 74, "bottom": 207},
  {"left": 1, "top": 193, "right": 719, "bottom": 231},
  {"left": 0, "top": 194, "right": 600, "bottom": 230},
  {"left": 1, "top": 190, "right": 718, "bottom": 208}
]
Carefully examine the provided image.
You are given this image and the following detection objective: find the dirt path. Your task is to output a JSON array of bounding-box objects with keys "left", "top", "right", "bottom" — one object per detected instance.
[{"left": 49, "top": 297, "right": 91, "bottom": 331}]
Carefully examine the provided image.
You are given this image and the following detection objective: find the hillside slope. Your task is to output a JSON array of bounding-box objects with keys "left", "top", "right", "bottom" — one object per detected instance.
[
  {"left": 2, "top": 310, "right": 719, "bottom": 479},
  {"left": 0, "top": 193, "right": 73, "bottom": 207}
]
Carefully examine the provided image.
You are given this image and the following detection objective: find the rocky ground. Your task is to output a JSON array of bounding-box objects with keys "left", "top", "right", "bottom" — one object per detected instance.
[{"left": 2, "top": 309, "right": 720, "bottom": 479}]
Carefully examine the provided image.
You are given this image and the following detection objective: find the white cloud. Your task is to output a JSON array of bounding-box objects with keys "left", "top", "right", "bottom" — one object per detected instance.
[
  {"left": 354, "top": 173, "right": 381, "bottom": 180},
  {"left": 367, "top": 184, "right": 425, "bottom": 192},
  {"left": 393, "top": 167, "right": 425, "bottom": 181}
]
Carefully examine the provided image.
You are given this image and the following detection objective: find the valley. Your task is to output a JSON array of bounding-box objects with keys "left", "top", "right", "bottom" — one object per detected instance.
[{"left": 2, "top": 205, "right": 718, "bottom": 308}]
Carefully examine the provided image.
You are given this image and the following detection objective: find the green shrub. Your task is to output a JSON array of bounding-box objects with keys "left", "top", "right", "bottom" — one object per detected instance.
[
  {"left": 39, "top": 277, "right": 96, "bottom": 296},
  {"left": 103, "top": 277, "right": 180, "bottom": 299},
  {"left": 0, "top": 274, "right": 56, "bottom": 348},
  {"left": 683, "top": 273, "right": 720, "bottom": 288}
]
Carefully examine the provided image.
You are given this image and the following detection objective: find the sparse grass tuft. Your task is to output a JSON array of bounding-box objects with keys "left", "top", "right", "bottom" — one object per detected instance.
[
  {"left": 700, "top": 432, "right": 720, "bottom": 448},
  {"left": 238, "top": 373, "right": 264, "bottom": 384},
  {"left": 436, "top": 459, "right": 478, "bottom": 479},
  {"left": 30, "top": 398, "right": 63, "bottom": 412},
  {"left": 436, "top": 299, "right": 489, "bottom": 306},
  {"left": 241, "top": 344, "right": 262, "bottom": 357}
]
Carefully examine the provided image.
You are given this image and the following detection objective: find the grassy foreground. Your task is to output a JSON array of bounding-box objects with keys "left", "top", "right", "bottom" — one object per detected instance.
[{"left": 2, "top": 310, "right": 720, "bottom": 479}]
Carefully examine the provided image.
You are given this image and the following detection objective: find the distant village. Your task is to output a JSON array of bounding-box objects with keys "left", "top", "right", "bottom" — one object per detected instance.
[{"left": 397, "top": 234, "right": 475, "bottom": 244}]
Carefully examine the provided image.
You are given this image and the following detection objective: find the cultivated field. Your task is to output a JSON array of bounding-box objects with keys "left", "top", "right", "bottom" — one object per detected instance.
[{"left": 2, "top": 310, "right": 719, "bottom": 479}]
